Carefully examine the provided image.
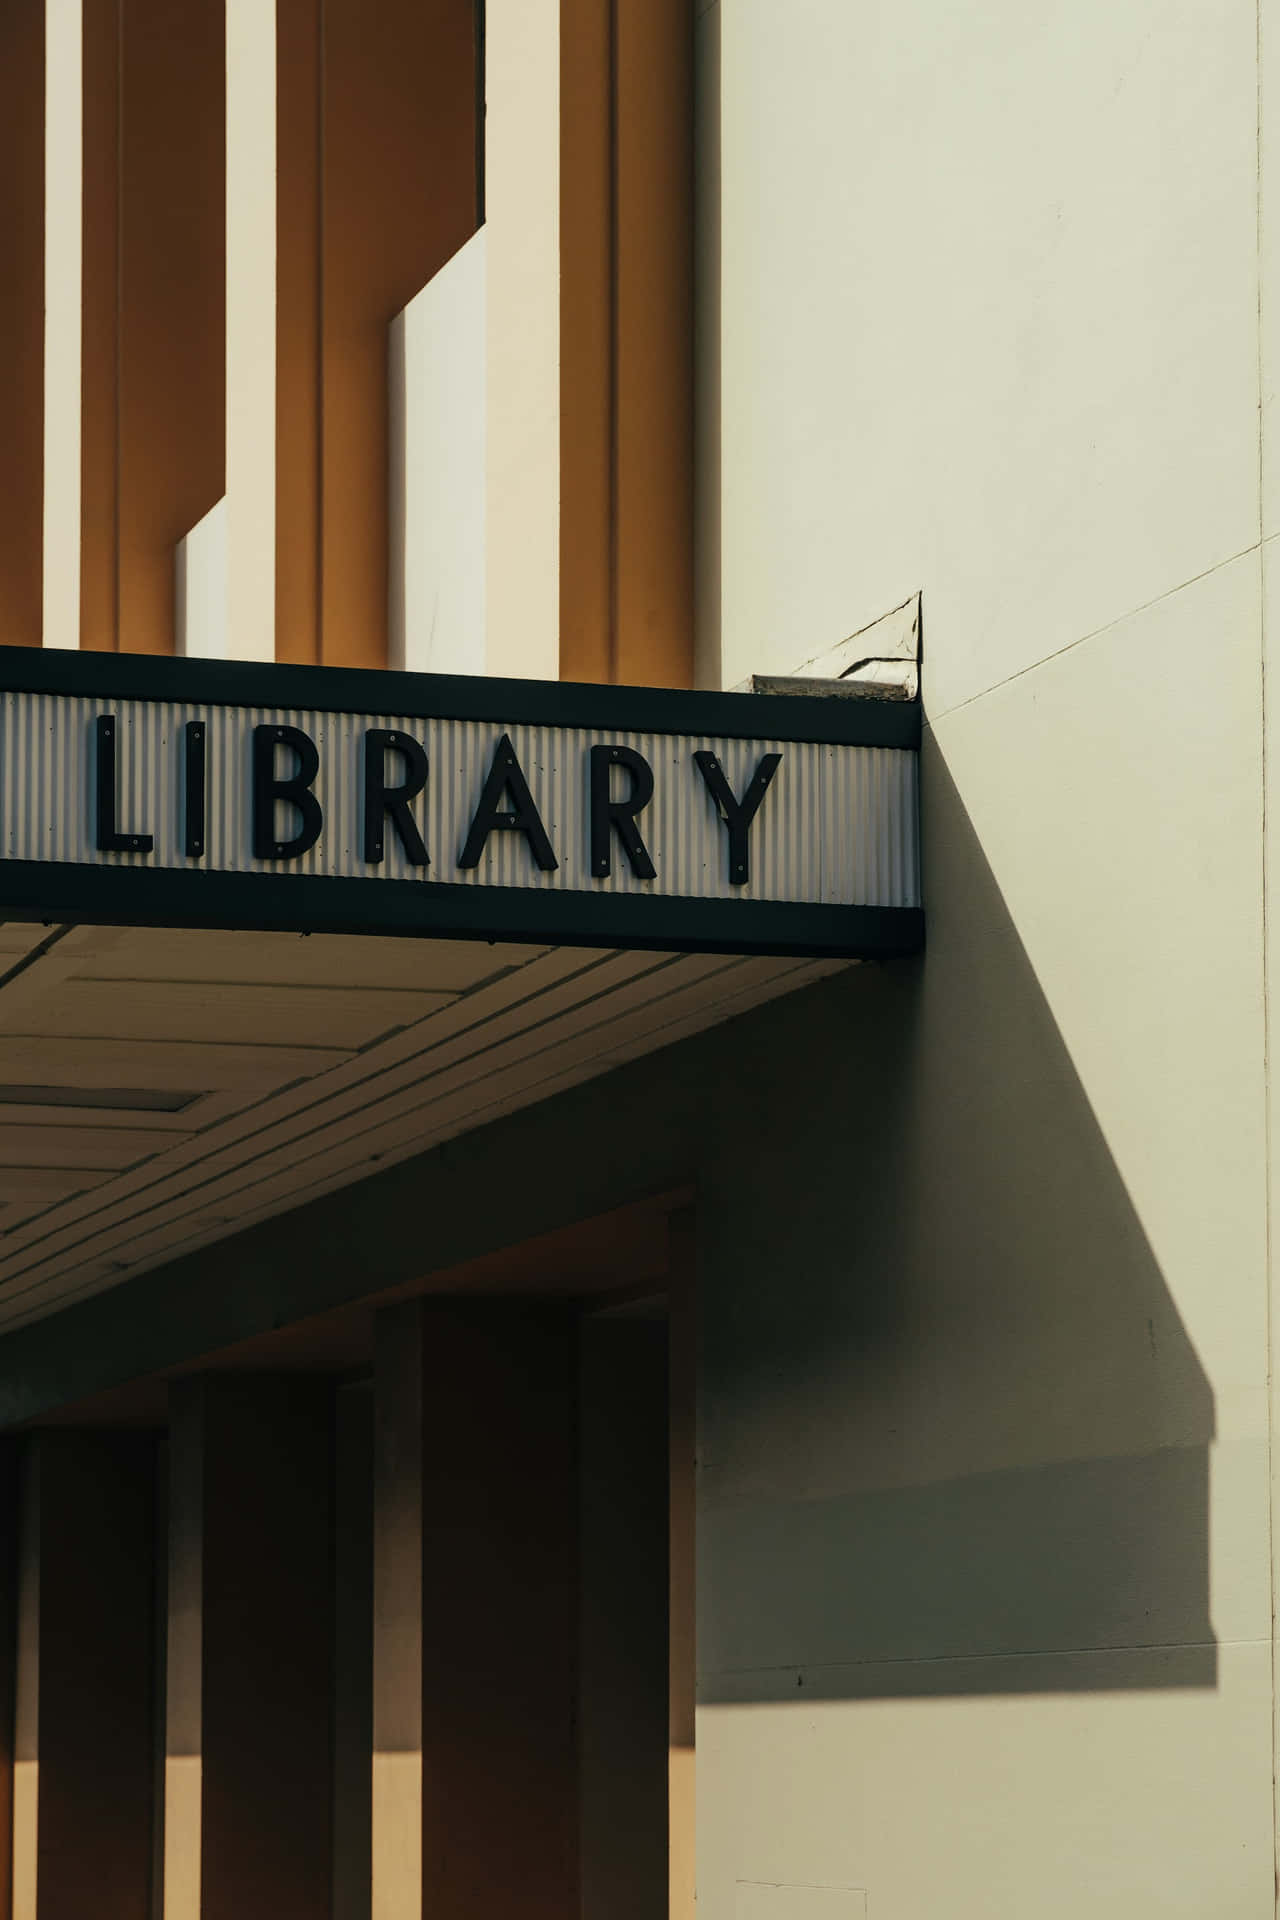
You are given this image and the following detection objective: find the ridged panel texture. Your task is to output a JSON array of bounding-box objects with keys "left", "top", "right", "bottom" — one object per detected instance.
[{"left": 0, "top": 693, "right": 921, "bottom": 908}]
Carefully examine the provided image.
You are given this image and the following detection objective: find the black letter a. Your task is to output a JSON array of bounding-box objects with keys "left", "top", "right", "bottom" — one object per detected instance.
[{"left": 458, "top": 734, "right": 558, "bottom": 872}]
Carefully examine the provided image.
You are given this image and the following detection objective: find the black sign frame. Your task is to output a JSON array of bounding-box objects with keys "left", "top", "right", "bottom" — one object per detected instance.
[{"left": 0, "top": 646, "right": 924, "bottom": 960}]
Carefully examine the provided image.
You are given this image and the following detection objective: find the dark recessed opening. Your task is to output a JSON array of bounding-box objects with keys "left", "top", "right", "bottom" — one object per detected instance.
[{"left": 0, "top": 1085, "right": 202, "bottom": 1114}]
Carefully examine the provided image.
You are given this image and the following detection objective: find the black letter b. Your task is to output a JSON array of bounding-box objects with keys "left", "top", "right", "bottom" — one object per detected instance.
[{"left": 252, "top": 725, "right": 323, "bottom": 861}]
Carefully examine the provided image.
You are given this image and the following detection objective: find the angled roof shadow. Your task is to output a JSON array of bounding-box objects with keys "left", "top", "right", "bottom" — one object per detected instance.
[{"left": 697, "top": 734, "right": 1216, "bottom": 1702}]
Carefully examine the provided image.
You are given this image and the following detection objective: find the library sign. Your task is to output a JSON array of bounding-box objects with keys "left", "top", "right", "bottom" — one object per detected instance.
[{"left": 0, "top": 651, "right": 922, "bottom": 958}]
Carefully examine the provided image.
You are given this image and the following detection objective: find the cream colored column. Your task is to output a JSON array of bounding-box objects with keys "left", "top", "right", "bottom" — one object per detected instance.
[
  {"left": 13, "top": 1445, "right": 39, "bottom": 1920},
  {"left": 0, "top": 0, "right": 45, "bottom": 650},
  {"left": 372, "top": 1305, "right": 423, "bottom": 1920},
  {"left": 223, "top": 0, "right": 276, "bottom": 662},
  {"left": 388, "top": 227, "right": 486, "bottom": 677},
  {"left": 41, "top": 0, "right": 82, "bottom": 652},
  {"left": 484, "top": 0, "right": 560, "bottom": 680},
  {"left": 668, "top": 1216, "right": 697, "bottom": 1920},
  {"left": 163, "top": 1385, "right": 204, "bottom": 1920},
  {"left": 693, "top": 0, "right": 722, "bottom": 691}
]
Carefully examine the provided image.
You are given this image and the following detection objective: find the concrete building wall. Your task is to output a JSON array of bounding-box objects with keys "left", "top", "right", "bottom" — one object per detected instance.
[{"left": 695, "top": 1, "right": 1275, "bottom": 1913}]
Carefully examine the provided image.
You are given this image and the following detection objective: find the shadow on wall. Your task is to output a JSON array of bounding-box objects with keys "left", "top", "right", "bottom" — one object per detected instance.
[{"left": 696, "top": 732, "right": 1216, "bottom": 1703}]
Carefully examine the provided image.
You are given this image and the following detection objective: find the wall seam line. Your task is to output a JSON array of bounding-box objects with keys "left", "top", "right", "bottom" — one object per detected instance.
[
  {"left": 1255, "top": 0, "right": 1277, "bottom": 1909},
  {"left": 923, "top": 536, "right": 1264, "bottom": 732}
]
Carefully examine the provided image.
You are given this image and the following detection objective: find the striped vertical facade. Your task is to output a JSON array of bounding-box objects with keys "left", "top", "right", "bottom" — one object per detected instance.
[{"left": 0, "top": 0, "right": 695, "bottom": 690}]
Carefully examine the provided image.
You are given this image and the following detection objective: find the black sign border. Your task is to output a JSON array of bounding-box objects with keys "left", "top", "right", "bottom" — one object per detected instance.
[{"left": 0, "top": 646, "right": 923, "bottom": 959}]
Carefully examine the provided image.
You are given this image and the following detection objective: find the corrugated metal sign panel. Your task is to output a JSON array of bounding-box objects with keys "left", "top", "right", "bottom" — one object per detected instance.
[{"left": 0, "top": 692, "right": 920, "bottom": 910}]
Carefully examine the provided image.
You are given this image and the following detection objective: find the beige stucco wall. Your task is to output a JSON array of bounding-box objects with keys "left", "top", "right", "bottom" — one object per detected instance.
[{"left": 698, "top": 0, "right": 1277, "bottom": 1912}]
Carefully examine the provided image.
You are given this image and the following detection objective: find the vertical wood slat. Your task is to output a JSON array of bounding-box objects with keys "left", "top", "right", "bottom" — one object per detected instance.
[
  {"left": 320, "top": 0, "right": 478, "bottom": 669},
  {"left": 560, "top": 0, "right": 695, "bottom": 691},
  {"left": 76, "top": 0, "right": 226, "bottom": 658},
  {"left": 613, "top": 0, "right": 694, "bottom": 691},
  {"left": 116, "top": 0, "right": 225, "bottom": 658},
  {"left": 275, "top": 0, "right": 322, "bottom": 667}
]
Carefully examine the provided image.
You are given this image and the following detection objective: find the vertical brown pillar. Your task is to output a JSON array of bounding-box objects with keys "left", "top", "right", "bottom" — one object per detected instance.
[
  {"left": 275, "top": 0, "right": 322, "bottom": 667},
  {"left": 373, "top": 1300, "right": 579, "bottom": 1918},
  {"left": 319, "top": 0, "right": 478, "bottom": 669},
  {"left": 0, "top": 0, "right": 43, "bottom": 650},
  {"left": 80, "top": 0, "right": 225, "bottom": 656},
  {"left": 166, "top": 1377, "right": 334, "bottom": 1920},
  {"left": 578, "top": 1316, "right": 669, "bottom": 1919},
  {"left": 115, "top": 0, "right": 225, "bottom": 656},
  {"left": 333, "top": 1379, "right": 374, "bottom": 1920},
  {"left": 14, "top": 1433, "right": 157, "bottom": 1920},
  {"left": 273, "top": 0, "right": 478, "bottom": 670},
  {"left": 613, "top": 0, "right": 694, "bottom": 690},
  {"left": 560, "top": 0, "right": 695, "bottom": 689}
]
